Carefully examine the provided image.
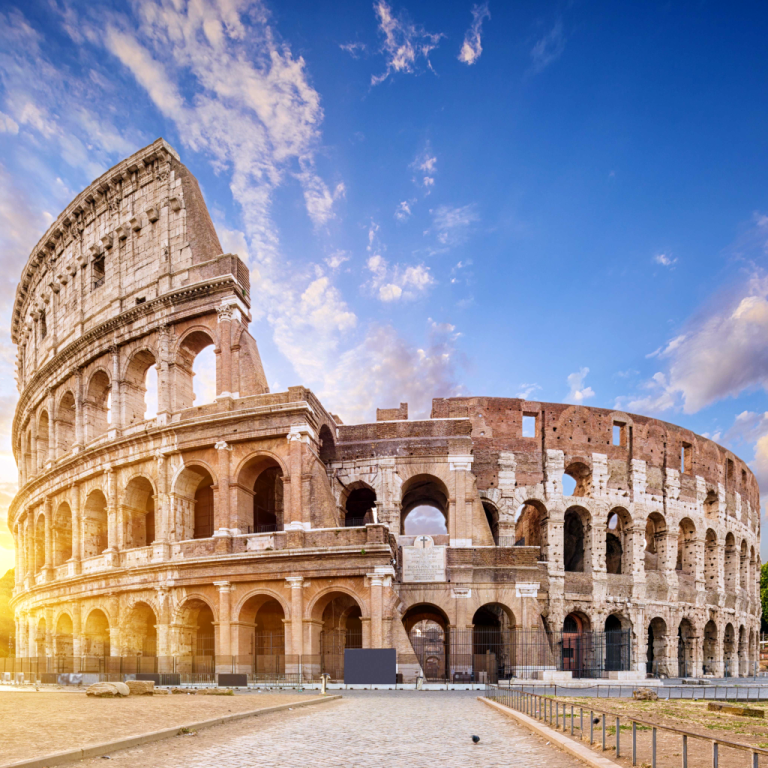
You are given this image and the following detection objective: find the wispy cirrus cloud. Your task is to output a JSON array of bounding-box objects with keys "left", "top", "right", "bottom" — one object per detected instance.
[
  {"left": 370, "top": 1, "right": 444, "bottom": 86},
  {"left": 366, "top": 254, "right": 435, "bottom": 302},
  {"left": 458, "top": 2, "right": 490, "bottom": 65},
  {"left": 654, "top": 252, "right": 677, "bottom": 267},
  {"left": 530, "top": 19, "right": 565, "bottom": 73},
  {"left": 411, "top": 144, "right": 437, "bottom": 190},
  {"left": 430, "top": 203, "right": 479, "bottom": 247}
]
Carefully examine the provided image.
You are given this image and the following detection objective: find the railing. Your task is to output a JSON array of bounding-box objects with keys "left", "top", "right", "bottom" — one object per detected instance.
[{"left": 485, "top": 684, "right": 768, "bottom": 767}]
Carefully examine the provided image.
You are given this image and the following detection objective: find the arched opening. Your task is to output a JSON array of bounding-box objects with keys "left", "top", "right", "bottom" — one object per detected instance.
[
  {"left": 56, "top": 392, "right": 76, "bottom": 454},
  {"left": 723, "top": 622, "right": 736, "bottom": 677},
  {"left": 83, "top": 490, "right": 108, "bottom": 557},
  {"left": 23, "top": 425, "right": 32, "bottom": 478},
  {"left": 253, "top": 466, "right": 284, "bottom": 533},
  {"left": 238, "top": 596, "right": 286, "bottom": 678},
  {"left": 53, "top": 502, "right": 72, "bottom": 566},
  {"left": 647, "top": 617, "right": 668, "bottom": 677},
  {"left": 750, "top": 546, "right": 757, "bottom": 597},
  {"left": 604, "top": 614, "right": 628, "bottom": 671},
  {"left": 606, "top": 508, "right": 630, "bottom": 574},
  {"left": 344, "top": 485, "right": 376, "bottom": 528},
  {"left": 85, "top": 370, "right": 111, "bottom": 442},
  {"left": 739, "top": 540, "right": 748, "bottom": 592},
  {"left": 174, "top": 465, "right": 216, "bottom": 540},
  {"left": 676, "top": 518, "right": 696, "bottom": 576},
  {"left": 564, "top": 507, "right": 589, "bottom": 572},
  {"left": 514, "top": 499, "right": 546, "bottom": 551},
  {"left": 404, "top": 604, "right": 449, "bottom": 682},
  {"left": 37, "top": 411, "right": 50, "bottom": 466},
  {"left": 724, "top": 532, "right": 738, "bottom": 592},
  {"left": 562, "top": 612, "right": 591, "bottom": 677},
  {"left": 704, "top": 488, "right": 719, "bottom": 520},
  {"left": 176, "top": 331, "right": 215, "bottom": 410},
  {"left": 55, "top": 614, "right": 74, "bottom": 661},
  {"left": 738, "top": 625, "right": 747, "bottom": 676},
  {"left": 319, "top": 593, "right": 364, "bottom": 681},
  {"left": 644, "top": 512, "right": 666, "bottom": 572},
  {"left": 401, "top": 475, "right": 449, "bottom": 535},
  {"left": 34, "top": 513, "right": 45, "bottom": 573},
  {"left": 471, "top": 604, "right": 515, "bottom": 683},
  {"left": 83, "top": 609, "right": 111, "bottom": 657},
  {"left": 319, "top": 424, "right": 336, "bottom": 463},
  {"left": 703, "top": 619, "right": 718, "bottom": 675},
  {"left": 704, "top": 529, "right": 718, "bottom": 588},
  {"left": 482, "top": 501, "right": 499, "bottom": 545},
  {"left": 124, "top": 350, "right": 158, "bottom": 426},
  {"left": 122, "top": 477, "right": 156, "bottom": 549},
  {"left": 176, "top": 599, "right": 215, "bottom": 667},
  {"left": 36, "top": 617, "right": 47, "bottom": 657},
  {"left": 677, "top": 618, "right": 694, "bottom": 677},
  {"left": 122, "top": 602, "right": 158, "bottom": 657},
  {"left": 563, "top": 461, "right": 592, "bottom": 497}
]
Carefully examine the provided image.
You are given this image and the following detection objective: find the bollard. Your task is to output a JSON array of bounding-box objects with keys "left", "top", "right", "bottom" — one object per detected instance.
[
  {"left": 602, "top": 713, "right": 606, "bottom": 751},
  {"left": 580, "top": 708, "right": 584, "bottom": 739},
  {"left": 682, "top": 734, "right": 687, "bottom": 768},
  {"left": 320, "top": 673, "right": 329, "bottom": 695},
  {"left": 632, "top": 721, "right": 637, "bottom": 766},
  {"left": 713, "top": 741, "right": 718, "bottom": 768},
  {"left": 616, "top": 716, "right": 620, "bottom": 757},
  {"left": 652, "top": 727, "right": 657, "bottom": 768},
  {"left": 556, "top": 701, "right": 559, "bottom": 730},
  {"left": 590, "top": 711, "right": 594, "bottom": 745},
  {"left": 571, "top": 705, "right": 574, "bottom": 736}
]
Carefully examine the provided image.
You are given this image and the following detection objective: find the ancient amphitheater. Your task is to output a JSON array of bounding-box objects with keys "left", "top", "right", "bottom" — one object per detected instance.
[{"left": 6, "top": 139, "right": 761, "bottom": 684}]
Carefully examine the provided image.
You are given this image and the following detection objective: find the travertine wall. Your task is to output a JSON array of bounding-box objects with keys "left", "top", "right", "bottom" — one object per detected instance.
[{"left": 8, "top": 139, "right": 760, "bottom": 680}]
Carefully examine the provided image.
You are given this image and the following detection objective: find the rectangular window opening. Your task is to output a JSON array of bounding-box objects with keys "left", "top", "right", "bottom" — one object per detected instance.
[
  {"left": 522, "top": 414, "right": 537, "bottom": 438},
  {"left": 726, "top": 458, "right": 734, "bottom": 484},
  {"left": 681, "top": 442, "right": 692, "bottom": 474},
  {"left": 93, "top": 255, "right": 105, "bottom": 290},
  {"left": 742, "top": 468, "right": 747, "bottom": 487},
  {"left": 613, "top": 422, "right": 626, "bottom": 447},
  {"left": 39, "top": 310, "right": 47, "bottom": 340}
]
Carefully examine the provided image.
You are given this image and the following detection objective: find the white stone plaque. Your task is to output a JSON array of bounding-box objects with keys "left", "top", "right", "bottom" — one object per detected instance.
[
  {"left": 247, "top": 535, "right": 275, "bottom": 552},
  {"left": 402, "top": 544, "right": 446, "bottom": 583}
]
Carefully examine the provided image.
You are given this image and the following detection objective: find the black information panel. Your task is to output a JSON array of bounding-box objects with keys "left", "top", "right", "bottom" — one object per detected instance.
[
  {"left": 218, "top": 673, "right": 248, "bottom": 687},
  {"left": 344, "top": 648, "right": 397, "bottom": 685}
]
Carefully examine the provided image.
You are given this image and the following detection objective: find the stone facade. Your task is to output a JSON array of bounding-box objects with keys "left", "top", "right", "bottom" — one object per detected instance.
[{"left": 8, "top": 139, "right": 761, "bottom": 680}]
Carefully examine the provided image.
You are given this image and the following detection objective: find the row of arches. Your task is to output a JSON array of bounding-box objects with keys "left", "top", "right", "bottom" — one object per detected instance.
[{"left": 20, "top": 331, "right": 217, "bottom": 478}]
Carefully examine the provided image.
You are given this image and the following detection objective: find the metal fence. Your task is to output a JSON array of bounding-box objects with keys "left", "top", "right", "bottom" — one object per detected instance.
[
  {"left": 409, "top": 628, "right": 633, "bottom": 682},
  {"left": 484, "top": 684, "right": 768, "bottom": 767}
]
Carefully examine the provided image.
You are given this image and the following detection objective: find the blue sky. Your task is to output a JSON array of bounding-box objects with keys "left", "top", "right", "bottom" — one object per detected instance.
[{"left": 3, "top": 0, "right": 768, "bottom": 568}]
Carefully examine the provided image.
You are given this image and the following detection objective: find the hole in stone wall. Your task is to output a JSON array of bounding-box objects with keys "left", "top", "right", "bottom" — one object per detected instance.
[
  {"left": 522, "top": 414, "right": 536, "bottom": 437},
  {"left": 193, "top": 345, "right": 217, "bottom": 406}
]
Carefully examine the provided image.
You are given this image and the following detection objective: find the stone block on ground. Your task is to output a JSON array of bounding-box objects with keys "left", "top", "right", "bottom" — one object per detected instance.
[
  {"left": 197, "top": 688, "right": 234, "bottom": 696},
  {"left": 633, "top": 688, "right": 659, "bottom": 701},
  {"left": 86, "top": 682, "right": 130, "bottom": 698},
  {"left": 127, "top": 680, "right": 155, "bottom": 695},
  {"left": 708, "top": 702, "right": 764, "bottom": 718}
]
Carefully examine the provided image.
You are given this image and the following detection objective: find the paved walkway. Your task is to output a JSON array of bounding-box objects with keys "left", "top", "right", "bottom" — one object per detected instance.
[{"left": 76, "top": 691, "right": 583, "bottom": 768}]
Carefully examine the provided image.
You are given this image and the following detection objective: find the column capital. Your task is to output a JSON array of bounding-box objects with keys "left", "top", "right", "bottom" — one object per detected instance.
[
  {"left": 213, "top": 580, "right": 234, "bottom": 592},
  {"left": 214, "top": 441, "right": 233, "bottom": 451},
  {"left": 449, "top": 455, "right": 474, "bottom": 472},
  {"left": 286, "top": 576, "right": 307, "bottom": 588},
  {"left": 287, "top": 424, "right": 315, "bottom": 443}
]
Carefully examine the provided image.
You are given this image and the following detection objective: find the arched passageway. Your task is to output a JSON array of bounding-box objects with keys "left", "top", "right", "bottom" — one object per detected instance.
[
  {"left": 404, "top": 604, "right": 449, "bottom": 682},
  {"left": 83, "top": 490, "right": 108, "bottom": 557},
  {"left": 174, "top": 465, "right": 216, "bottom": 539},
  {"left": 83, "top": 610, "right": 110, "bottom": 657},
  {"left": 723, "top": 623, "right": 736, "bottom": 677},
  {"left": 318, "top": 593, "right": 363, "bottom": 681},
  {"left": 238, "top": 595, "right": 286, "bottom": 678},
  {"left": 678, "top": 619, "right": 694, "bottom": 677},
  {"left": 703, "top": 620, "right": 718, "bottom": 676},
  {"left": 564, "top": 507, "right": 589, "bottom": 572},
  {"left": 470, "top": 604, "right": 516, "bottom": 683},
  {"left": 401, "top": 476, "right": 449, "bottom": 535},
  {"left": 646, "top": 617, "right": 668, "bottom": 677},
  {"left": 122, "top": 477, "right": 156, "bottom": 549},
  {"left": 176, "top": 599, "right": 215, "bottom": 673},
  {"left": 122, "top": 602, "right": 158, "bottom": 657},
  {"left": 514, "top": 500, "right": 546, "bottom": 552},
  {"left": 344, "top": 485, "right": 376, "bottom": 528},
  {"left": 644, "top": 512, "right": 666, "bottom": 572}
]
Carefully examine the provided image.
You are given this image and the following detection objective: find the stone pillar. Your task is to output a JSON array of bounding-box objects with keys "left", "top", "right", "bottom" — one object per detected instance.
[
  {"left": 19, "top": 431, "right": 26, "bottom": 487},
  {"left": 449, "top": 455, "right": 474, "bottom": 547},
  {"left": 110, "top": 344, "right": 122, "bottom": 435},
  {"left": 16, "top": 612, "right": 26, "bottom": 657},
  {"left": 214, "top": 581, "right": 233, "bottom": 665},
  {"left": 44, "top": 606, "right": 54, "bottom": 657},
  {"left": 155, "top": 587, "right": 171, "bottom": 659},
  {"left": 24, "top": 514, "right": 33, "bottom": 588},
  {"left": 73, "top": 367, "right": 84, "bottom": 450},
  {"left": 153, "top": 452, "right": 170, "bottom": 560},
  {"left": 30, "top": 420, "right": 38, "bottom": 475},
  {"left": 43, "top": 497, "right": 53, "bottom": 581},
  {"left": 105, "top": 467, "right": 119, "bottom": 565},
  {"left": 47, "top": 389, "right": 55, "bottom": 465},
  {"left": 214, "top": 441, "right": 233, "bottom": 533},
  {"left": 28, "top": 614, "right": 36, "bottom": 658},
  {"left": 216, "top": 303, "right": 234, "bottom": 399},
  {"left": 369, "top": 575, "right": 384, "bottom": 648},
  {"left": 108, "top": 594, "right": 120, "bottom": 656},
  {"left": 71, "top": 484, "right": 82, "bottom": 572},
  {"left": 286, "top": 577, "right": 305, "bottom": 656},
  {"left": 286, "top": 426, "right": 312, "bottom": 529},
  {"left": 361, "top": 617, "right": 371, "bottom": 649},
  {"left": 15, "top": 522, "right": 24, "bottom": 586},
  {"left": 156, "top": 325, "right": 172, "bottom": 424}
]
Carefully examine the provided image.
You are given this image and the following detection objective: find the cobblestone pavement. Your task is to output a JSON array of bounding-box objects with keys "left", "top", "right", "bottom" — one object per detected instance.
[{"left": 76, "top": 691, "right": 583, "bottom": 768}]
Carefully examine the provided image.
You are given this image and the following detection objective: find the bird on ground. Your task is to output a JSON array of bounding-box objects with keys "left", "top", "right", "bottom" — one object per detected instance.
[
  {"left": 593, "top": 718, "right": 601, "bottom": 725},
  {"left": 472, "top": 735, "right": 480, "bottom": 744}
]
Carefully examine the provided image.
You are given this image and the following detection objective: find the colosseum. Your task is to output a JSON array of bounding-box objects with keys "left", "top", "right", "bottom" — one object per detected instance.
[{"left": 6, "top": 138, "right": 762, "bottom": 685}]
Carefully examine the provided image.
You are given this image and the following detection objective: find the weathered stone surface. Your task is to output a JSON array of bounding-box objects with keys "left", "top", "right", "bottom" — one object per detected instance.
[
  {"left": 126, "top": 680, "right": 154, "bottom": 695},
  {"left": 86, "top": 682, "right": 129, "bottom": 698},
  {"left": 708, "top": 703, "right": 764, "bottom": 718},
  {"left": 633, "top": 688, "right": 659, "bottom": 701}
]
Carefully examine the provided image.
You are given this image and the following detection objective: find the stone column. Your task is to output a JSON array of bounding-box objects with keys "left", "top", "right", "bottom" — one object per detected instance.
[
  {"left": 449, "top": 455, "right": 474, "bottom": 547},
  {"left": 108, "top": 594, "right": 120, "bottom": 656},
  {"left": 28, "top": 614, "right": 36, "bottom": 658},
  {"left": 47, "top": 389, "right": 55, "bottom": 465},
  {"left": 16, "top": 612, "right": 26, "bottom": 657},
  {"left": 30, "top": 419, "right": 38, "bottom": 475},
  {"left": 72, "top": 603, "right": 83, "bottom": 657},
  {"left": 43, "top": 497, "right": 53, "bottom": 581},
  {"left": 216, "top": 303, "right": 234, "bottom": 399},
  {"left": 44, "top": 606, "right": 54, "bottom": 657},
  {"left": 368, "top": 575, "right": 384, "bottom": 648},
  {"left": 105, "top": 467, "right": 119, "bottom": 566},
  {"left": 73, "top": 367, "right": 84, "bottom": 450},
  {"left": 24, "top": 514, "right": 33, "bottom": 588},
  {"left": 286, "top": 426, "right": 311, "bottom": 529},
  {"left": 155, "top": 587, "right": 171, "bottom": 659},
  {"left": 19, "top": 431, "right": 26, "bottom": 487},
  {"left": 214, "top": 581, "right": 233, "bottom": 666},
  {"left": 153, "top": 451, "right": 170, "bottom": 560},
  {"left": 286, "top": 577, "right": 305, "bottom": 656},
  {"left": 110, "top": 344, "right": 122, "bottom": 436},
  {"left": 214, "top": 441, "right": 233, "bottom": 534},
  {"left": 156, "top": 325, "right": 172, "bottom": 424},
  {"left": 71, "top": 484, "right": 82, "bottom": 572}
]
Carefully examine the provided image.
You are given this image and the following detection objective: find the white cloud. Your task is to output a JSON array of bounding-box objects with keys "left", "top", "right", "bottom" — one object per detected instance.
[
  {"left": 564, "top": 367, "right": 595, "bottom": 404},
  {"left": 371, "top": 1, "right": 444, "bottom": 86},
  {"left": 530, "top": 19, "right": 565, "bottom": 73},
  {"left": 516, "top": 383, "right": 541, "bottom": 400},
  {"left": 0, "top": 111, "right": 18, "bottom": 134},
  {"left": 411, "top": 146, "right": 437, "bottom": 190},
  {"left": 431, "top": 203, "right": 479, "bottom": 247},
  {"left": 366, "top": 254, "right": 435, "bottom": 302},
  {"left": 654, "top": 253, "right": 677, "bottom": 267},
  {"left": 340, "top": 42, "right": 366, "bottom": 58},
  {"left": 325, "top": 250, "right": 350, "bottom": 270},
  {"left": 458, "top": 2, "right": 490, "bottom": 66},
  {"left": 614, "top": 371, "right": 679, "bottom": 415},
  {"left": 395, "top": 199, "right": 414, "bottom": 221}
]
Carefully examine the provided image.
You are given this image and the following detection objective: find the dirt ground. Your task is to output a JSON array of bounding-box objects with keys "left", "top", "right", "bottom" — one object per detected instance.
[
  {"left": 0, "top": 688, "right": 309, "bottom": 764},
  {"left": 551, "top": 696, "right": 768, "bottom": 768}
]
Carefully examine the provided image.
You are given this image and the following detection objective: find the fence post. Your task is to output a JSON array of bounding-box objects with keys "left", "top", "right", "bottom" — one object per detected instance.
[
  {"left": 556, "top": 701, "right": 559, "bottom": 729},
  {"left": 580, "top": 707, "right": 583, "bottom": 738},
  {"left": 590, "top": 711, "right": 594, "bottom": 745},
  {"left": 616, "top": 716, "right": 620, "bottom": 757},
  {"left": 682, "top": 734, "right": 687, "bottom": 768},
  {"left": 652, "top": 727, "right": 657, "bottom": 768},
  {"left": 602, "top": 713, "right": 606, "bottom": 751},
  {"left": 632, "top": 721, "right": 637, "bottom": 766},
  {"left": 712, "top": 741, "right": 718, "bottom": 768},
  {"left": 752, "top": 751, "right": 758, "bottom": 768},
  {"left": 571, "top": 705, "right": 574, "bottom": 736}
]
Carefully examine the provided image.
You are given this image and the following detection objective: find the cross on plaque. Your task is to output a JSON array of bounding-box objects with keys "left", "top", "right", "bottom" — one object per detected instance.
[{"left": 418, "top": 536, "right": 430, "bottom": 546}]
